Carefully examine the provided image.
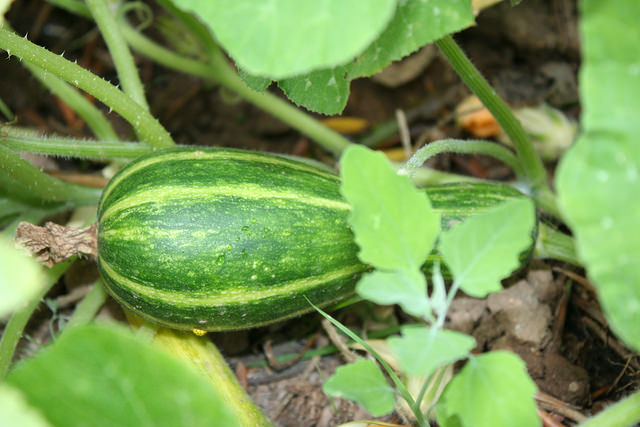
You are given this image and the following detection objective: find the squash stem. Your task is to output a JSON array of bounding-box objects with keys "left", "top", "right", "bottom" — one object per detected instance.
[{"left": 534, "top": 222, "right": 580, "bottom": 267}]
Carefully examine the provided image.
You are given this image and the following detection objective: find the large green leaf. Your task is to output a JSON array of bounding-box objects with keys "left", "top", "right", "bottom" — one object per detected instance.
[
  {"left": 555, "top": 0, "right": 640, "bottom": 352},
  {"left": 323, "top": 358, "right": 395, "bottom": 417},
  {"left": 7, "top": 325, "right": 239, "bottom": 427},
  {"left": 348, "top": 0, "right": 474, "bottom": 79},
  {"left": 436, "top": 351, "right": 539, "bottom": 427},
  {"left": 438, "top": 198, "right": 536, "bottom": 298},
  {"left": 172, "top": 0, "right": 396, "bottom": 80},
  {"left": 340, "top": 145, "right": 441, "bottom": 272},
  {"left": 234, "top": 0, "right": 474, "bottom": 114}
]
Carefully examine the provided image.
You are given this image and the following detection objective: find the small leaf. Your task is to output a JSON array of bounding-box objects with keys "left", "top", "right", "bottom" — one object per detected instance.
[
  {"left": 340, "top": 145, "right": 441, "bottom": 271},
  {"left": 323, "top": 359, "right": 395, "bottom": 417},
  {"left": 0, "top": 384, "right": 51, "bottom": 427},
  {"left": 438, "top": 198, "right": 535, "bottom": 298},
  {"left": 388, "top": 326, "right": 474, "bottom": 377},
  {"left": 0, "top": 239, "right": 44, "bottom": 319},
  {"left": 172, "top": 0, "right": 396, "bottom": 79},
  {"left": 278, "top": 66, "right": 349, "bottom": 115},
  {"left": 356, "top": 269, "right": 430, "bottom": 317},
  {"left": 7, "top": 325, "right": 239, "bottom": 427},
  {"left": 437, "top": 351, "right": 539, "bottom": 427}
]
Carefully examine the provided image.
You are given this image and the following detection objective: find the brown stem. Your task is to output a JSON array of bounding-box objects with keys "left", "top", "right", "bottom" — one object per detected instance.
[{"left": 14, "top": 221, "right": 97, "bottom": 267}]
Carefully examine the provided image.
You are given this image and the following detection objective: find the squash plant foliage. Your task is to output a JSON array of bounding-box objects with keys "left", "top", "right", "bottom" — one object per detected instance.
[{"left": 0, "top": 0, "right": 639, "bottom": 426}]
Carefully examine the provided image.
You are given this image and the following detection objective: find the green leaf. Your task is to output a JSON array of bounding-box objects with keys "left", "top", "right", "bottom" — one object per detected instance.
[
  {"left": 340, "top": 145, "right": 441, "bottom": 271},
  {"left": 388, "top": 326, "right": 475, "bottom": 377},
  {"left": 348, "top": 0, "right": 474, "bottom": 79},
  {"left": 273, "top": 0, "right": 474, "bottom": 113},
  {"left": 437, "top": 351, "right": 539, "bottom": 427},
  {"left": 323, "top": 358, "right": 395, "bottom": 417},
  {"left": 0, "top": 384, "right": 51, "bottom": 427},
  {"left": 278, "top": 65, "right": 349, "bottom": 115},
  {"left": 172, "top": 0, "right": 396, "bottom": 79},
  {"left": 238, "top": 68, "right": 271, "bottom": 92},
  {"left": 356, "top": 268, "right": 429, "bottom": 317},
  {"left": 555, "top": 0, "right": 640, "bottom": 352},
  {"left": 0, "top": 238, "right": 44, "bottom": 319},
  {"left": 7, "top": 325, "right": 239, "bottom": 427},
  {"left": 438, "top": 198, "right": 535, "bottom": 298}
]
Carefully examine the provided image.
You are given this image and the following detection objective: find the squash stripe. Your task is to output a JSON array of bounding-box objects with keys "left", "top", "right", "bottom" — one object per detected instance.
[
  {"left": 98, "top": 255, "right": 365, "bottom": 306},
  {"left": 100, "top": 184, "right": 351, "bottom": 223},
  {"left": 100, "top": 149, "right": 340, "bottom": 205}
]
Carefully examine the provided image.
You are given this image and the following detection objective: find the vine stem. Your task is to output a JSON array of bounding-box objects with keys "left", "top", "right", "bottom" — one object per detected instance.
[
  {"left": 435, "top": 36, "right": 547, "bottom": 189},
  {"left": 3, "top": 21, "right": 118, "bottom": 140},
  {"left": 0, "top": 144, "right": 101, "bottom": 205},
  {"left": 402, "top": 139, "right": 524, "bottom": 178},
  {"left": 0, "top": 27, "right": 173, "bottom": 149},
  {"left": 1, "top": 132, "right": 152, "bottom": 160},
  {"left": 84, "top": 0, "right": 149, "bottom": 112},
  {"left": 121, "top": 25, "right": 350, "bottom": 155},
  {"left": 63, "top": 280, "right": 108, "bottom": 331},
  {"left": 23, "top": 62, "right": 119, "bottom": 141}
]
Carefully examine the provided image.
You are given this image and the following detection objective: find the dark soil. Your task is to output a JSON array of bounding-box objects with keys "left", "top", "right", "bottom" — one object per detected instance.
[{"left": 2, "top": 0, "right": 639, "bottom": 426}]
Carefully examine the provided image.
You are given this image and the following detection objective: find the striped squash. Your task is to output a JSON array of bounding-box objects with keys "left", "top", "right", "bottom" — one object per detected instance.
[{"left": 97, "top": 147, "right": 533, "bottom": 331}]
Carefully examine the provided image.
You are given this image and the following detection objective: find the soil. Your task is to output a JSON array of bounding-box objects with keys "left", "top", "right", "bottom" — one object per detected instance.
[{"left": 2, "top": 0, "right": 639, "bottom": 426}]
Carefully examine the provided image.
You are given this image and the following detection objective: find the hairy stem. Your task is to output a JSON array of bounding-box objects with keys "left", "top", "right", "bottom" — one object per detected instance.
[
  {"left": 403, "top": 139, "right": 524, "bottom": 178},
  {"left": 0, "top": 144, "right": 101, "bottom": 205},
  {"left": 1, "top": 131, "right": 152, "bottom": 160},
  {"left": 435, "top": 36, "right": 547, "bottom": 189},
  {"left": 85, "top": 0, "right": 149, "bottom": 112},
  {"left": 23, "top": 62, "right": 119, "bottom": 140},
  {"left": 122, "top": 25, "right": 350, "bottom": 155},
  {"left": 0, "top": 27, "right": 173, "bottom": 149}
]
